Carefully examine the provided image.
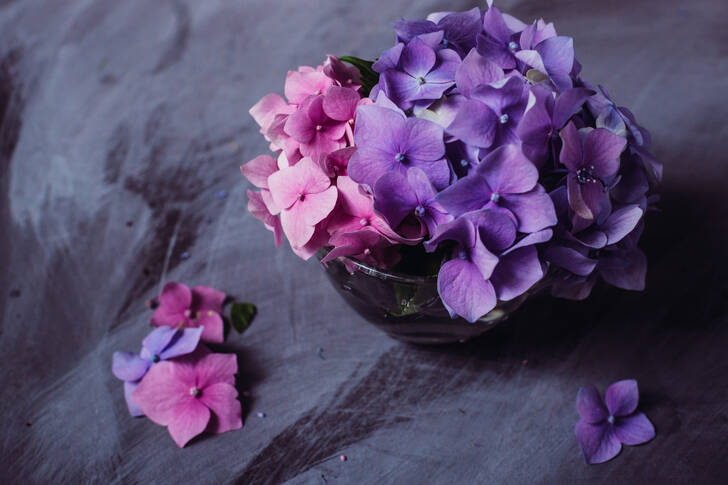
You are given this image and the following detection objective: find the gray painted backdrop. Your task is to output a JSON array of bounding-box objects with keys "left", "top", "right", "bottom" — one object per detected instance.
[{"left": 1, "top": 0, "right": 727, "bottom": 483}]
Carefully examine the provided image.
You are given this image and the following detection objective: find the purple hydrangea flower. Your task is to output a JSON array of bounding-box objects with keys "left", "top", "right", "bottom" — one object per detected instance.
[
  {"left": 393, "top": 7, "right": 482, "bottom": 55},
  {"left": 559, "top": 121, "right": 627, "bottom": 223},
  {"left": 424, "top": 212, "right": 506, "bottom": 322},
  {"left": 347, "top": 102, "right": 450, "bottom": 189},
  {"left": 515, "top": 35, "right": 575, "bottom": 92},
  {"left": 436, "top": 145, "right": 557, "bottom": 233},
  {"left": 447, "top": 76, "right": 528, "bottom": 149},
  {"left": 112, "top": 326, "right": 203, "bottom": 416},
  {"left": 373, "top": 167, "right": 452, "bottom": 237},
  {"left": 476, "top": 6, "right": 525, "bottom": 70},
  {"left": 517, "top": 84, "right": 595, "bottom": 167},
  {"left": 575, "top": 380, "right": 655, "bottom": 464},
  {"left": 379, "top": 36, "right": 461, "bottom": 110}
]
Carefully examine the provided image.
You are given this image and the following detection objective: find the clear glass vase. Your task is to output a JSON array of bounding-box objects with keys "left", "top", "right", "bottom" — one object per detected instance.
[{"left": 318, "top": 251, "right": 545, "bottom": 344}]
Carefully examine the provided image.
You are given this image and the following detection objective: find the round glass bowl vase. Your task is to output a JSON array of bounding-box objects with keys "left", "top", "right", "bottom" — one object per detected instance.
[{"left": 318, "top": 251, "right": 538, "bottom": 345}]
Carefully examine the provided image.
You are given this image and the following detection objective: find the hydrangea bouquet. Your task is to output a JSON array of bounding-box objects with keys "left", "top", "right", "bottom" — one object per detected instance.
[{"left": 242, "top": 2, "right": 661, "bottom": 324}]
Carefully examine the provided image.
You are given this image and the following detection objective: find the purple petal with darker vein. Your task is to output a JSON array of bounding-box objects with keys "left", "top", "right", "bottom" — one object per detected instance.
[
  {"left": 476, "top": 145, "right": 538, "bottom": 195},
  {"left": 400, "top": 117, "right": 446, "bottom": 162},
  {"left": 373, "top": 43, "right": 405, "bottom": 73},
  {"left": 536, "top": 36, "right": 574, "bottom": 76},
  {"left": 141, "top": 326, "right": 178, "bottom": 356},
  {"left": 482, "top": 6, "right": 512, "bottom": 43},
  {"left": 476, "top": 33, "right": 516, "bottom": 70},
  {"left": 400, "top": 37, "right": 437, "bottom": 78},
  {"left": 393, "top": 20, "right": 438, "bottom": 44},
  {"left": 576, "top": 385, "right": 609, "bottom": 423},
  {"left": 602, "top": 205, "right": 643, "bottom": 245},
  {"left": 436, "top": 173, "right": 492, "bottom": 216},
  {"left": 552, "top": 87, "right": 595, "bottom": 129},
  {"left": 160, "top": 327, "right": 204, "bottom": 360},
  {"left": 467, "top": 209, "right": 517, "bottom": 252},
  {"left": 425, "top": 216, "right": 475, "bottom": 253},
  {"left": 543, "top": 245, "right": 597, "bottom": 276},
  {"left": 437, "top": 258, "right": 497, "bottom": 323},
  {"left": 455, "top": 50, "right": 505, "bottom": 98},
  {"left": 446, "top": 99, "right": 497, "bottom": 147},
  {"left": 614, "top": 412, "right": 655, "bottom": 445},
  {"left": 500, "top": 185, "right": 557, "bottom": 233},
  {"left": 584, "top": 128, "right": 626, "bottom": 179},
  {"left": 605, "top": 379, "right": 640, "bottom": 417},
  {"left": 112, "top": 351, "right": 150, "bottom": 382},
  {"left": 559, "top": 122, "right": 583, "bottom": 171},
  {"left": 373, "top": 172, "right": 418, "bottom": 228},
  {"left": 574, "top": 420, "right": 622, "bottom": 464},
  {"left": 490, "top": 245, "right": 543, "bottom": 301}
]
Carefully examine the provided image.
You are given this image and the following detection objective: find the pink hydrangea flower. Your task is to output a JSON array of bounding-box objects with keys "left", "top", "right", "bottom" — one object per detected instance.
[
  {"left": 151, "top": 282, "right": 226, "bottom": 343},
  {"left": 267, "top": 157, "right": 338, "bottom": 249},
  {"left": 131, "top": 348, "right": 242, "bottom": 448}
]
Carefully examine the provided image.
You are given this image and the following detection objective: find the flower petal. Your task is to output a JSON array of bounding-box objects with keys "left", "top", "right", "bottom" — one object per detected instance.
[
  {"left": 123, "top": 381, "right": 144, "bottom": 417},
  {"left": 490, "top": 246, "right": 543, "bottom": 301},
  {"left": 614, "top": 412, "right": 655, "bottom": 445},
  {"left": 142, "top": 326, "right": 179, "bottom": 356},
  {"left": 599, "top": 248, "right": 647, "bottom": 291},
  {"left": 436, "top": 174, "right": 492, "bottom": 217},
  {"left": 159, "top": 327, "right": 204, "bottom": 360},
  {"left": 455, "top": 49, "right": 504, "bottom": 98},
  {"left": 196, "top": 311, "right": 225, "bottom": 344},
  {"left": 476, "top": 145, "right": 539, "bottom": 195},
  {"left": 605, "top": 379, "right": 640, "bottom": 417},
  {"left": 576, "top": 385, "right": 609, "bottom": 423},
  {"left": 151, "top": 282, "right": 191, "bottom": 327},
  {"left": 323, "top": 86, "right": 360, "bottom": 121},
  {"left": 191, "top": 286, "right": 226, "bottom": 314},
  {"left": 446, "top": 99, "right": 497, "bottom": 148},
  {"left": 240, "top": 154, "right": 277, "bottom": 189},
  {"left": 200, "top": 382, "right": 243, "bottom": 435},
  {"left": 167, "top": 399, "right": 211, "bottom": 448},
  {"left": 574, "top": 420, "right": 622, "bottom": 464},
  {"left": 112, "top": 351, "right": 150, "bottom": 382},
  {"left": 196, "top": 353, "right": 237, "bottom": 389},
  {"left": 585, "top": 128, "right": 626, "bottom": 179},
  {"left": 500, "top": 185, "right": 558, "bottom": 233},
  {"left": 132, "top": 361, "right": 193, "bottom": 426},
  {"left": 437, "top": 258, "right": 497, "bottom": 323},
  {"left": 373, "top": 171, "right": 418, "bottom": 228},
  {"left": 400, "top": 37, "right": 436, "bottom": 78}
]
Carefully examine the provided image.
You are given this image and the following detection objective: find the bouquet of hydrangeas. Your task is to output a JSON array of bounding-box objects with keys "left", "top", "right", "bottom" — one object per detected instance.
[{"left": 242, "top": 2, "right": 661, "bottom": 323}]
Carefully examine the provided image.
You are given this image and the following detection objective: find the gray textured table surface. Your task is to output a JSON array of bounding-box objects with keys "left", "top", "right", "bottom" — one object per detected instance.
[{"left": 2, "top": 0, "right": 728, "bottom": 483}]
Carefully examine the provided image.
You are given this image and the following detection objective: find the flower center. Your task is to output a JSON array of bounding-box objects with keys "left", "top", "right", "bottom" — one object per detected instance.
[
  {"left": 607, "top": 415, "right": 615, "bottom": 424},
  {"left": 359, "top": 218, "right": 369, "bottom": 227},
  {"left": 460, "top": 159, "right": 469, "bottom": 168},
  {"left": 150, "top": 354, "right": 160, "bottom": 363},
  {"left": 183, "top": 309, "right": 191, "bottom": 318},
  {"left": 414, "top": 205, "right": 426, "bottom": 217},
  {"left": 576, "top": 168, "right": 597, "bottom": 184},
  {"left": 441, "top": 38, "right": 449, "bottom": 48},
  {"left": 315, "top": 125, "right": 323, "bottom": 131},
  {"left": 363, "top": 248, "right": 371, "bottom": 256},
  {"left": 458, "top": 250, "right": 468, "bottom": 260},
  {"left": 297, "top": 193, "right": 305, "bottom": 201},
  {"left": 508, "top": 41, "right": 519, "bottom": 51},
  {"left": 394, "top": 152, "right": 406, "bottom": 163},
  {"left": 499, "top": 114, "right": 509, "bottom": 124},
  {"left": 189, "top": 386, "right": 200, "bottom": 397},
  {"left": 416, "top": 76, "right": 426, "bottom": 85},
  {"left": 490, "top": 192, "right": 501, "bottom": 203}
]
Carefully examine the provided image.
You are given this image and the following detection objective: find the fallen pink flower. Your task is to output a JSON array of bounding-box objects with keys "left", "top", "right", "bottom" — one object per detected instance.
[
  {"left": 132, "top": 349, "right": 242, "bottom": 448},
  {"left": 151, "top": 282, "right": 226, "bottom": 343}
]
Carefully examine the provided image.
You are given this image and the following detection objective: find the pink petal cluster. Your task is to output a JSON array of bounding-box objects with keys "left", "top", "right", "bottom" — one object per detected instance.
[
  {"left": 242, "top": 56, "right": 407, "bottom": 266},
  {"left": 132, "top": 347, "right": 242, "bottom": 448},
  {"left": 151, "top": 282, "right": 226, "bottom": 343},
  {"left": 113, "top": 281, "right": 244, "bottom": 448}
]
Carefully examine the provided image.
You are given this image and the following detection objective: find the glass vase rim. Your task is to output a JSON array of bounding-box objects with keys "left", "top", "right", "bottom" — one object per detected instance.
[{"left": 317, "top": 248, "right": 438, "bottom": 284}]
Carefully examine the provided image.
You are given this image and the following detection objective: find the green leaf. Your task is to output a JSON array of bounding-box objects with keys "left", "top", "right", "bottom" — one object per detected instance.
[
  {"left": 339, "top": 55, "right": 380, "bottom": 97},
  {"left": 230, "top": 302, "right": 257, "bottom": 334}
]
